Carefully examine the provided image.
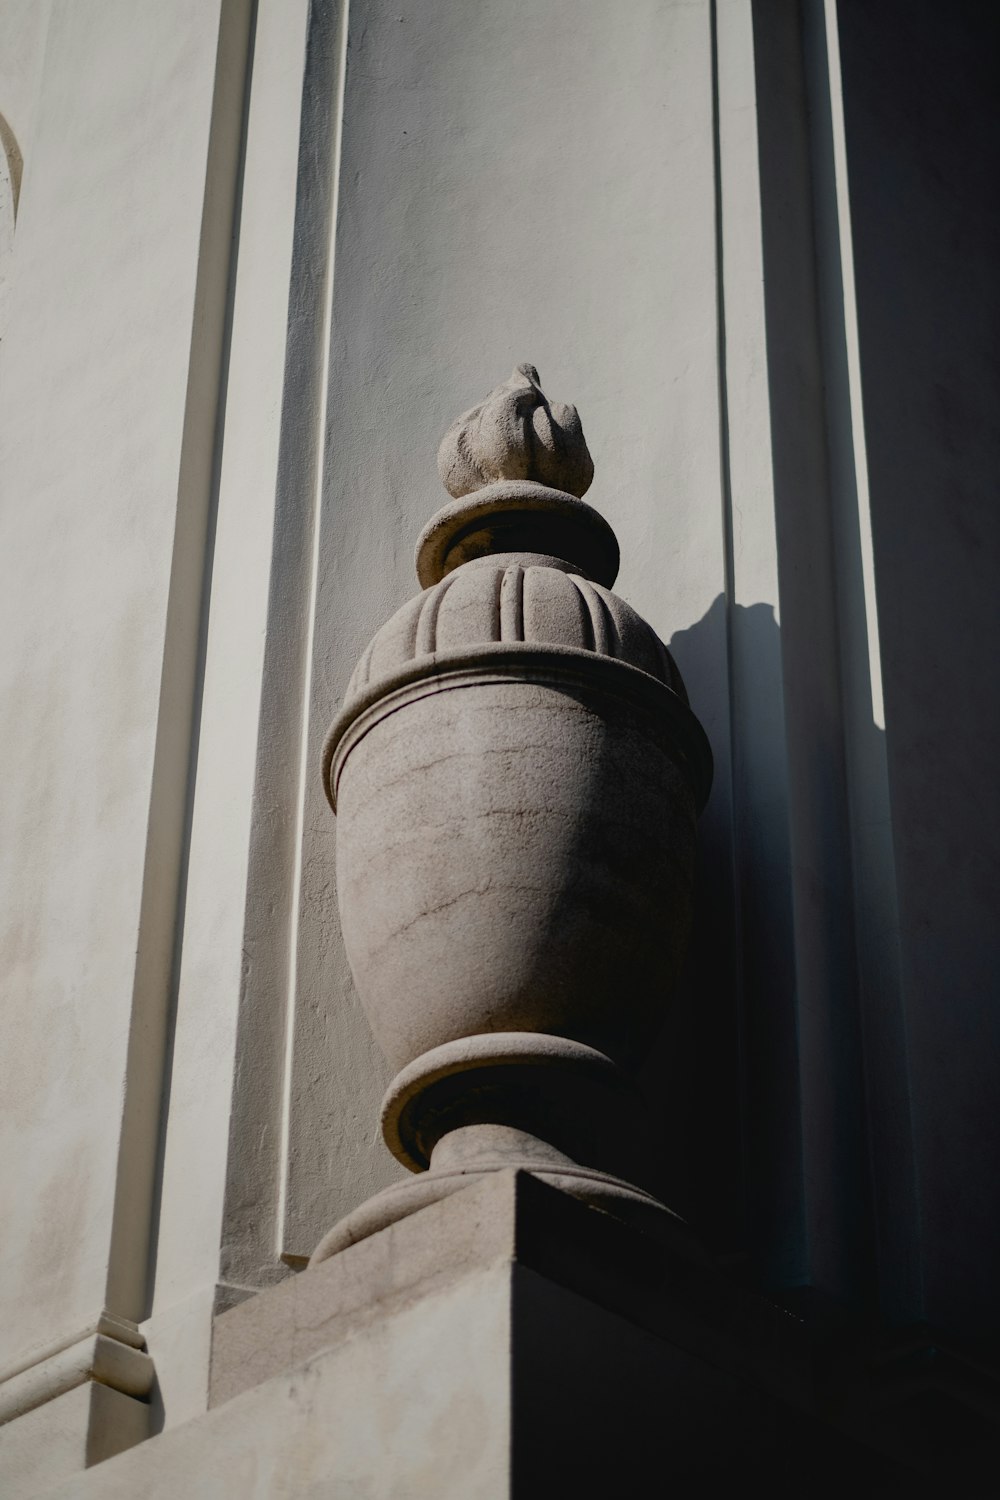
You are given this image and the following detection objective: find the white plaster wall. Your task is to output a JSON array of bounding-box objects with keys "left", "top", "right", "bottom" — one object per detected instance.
[
  {"left": 0, "top": 1, "right": 51, "bottom": 185},
  {"left": 0, "top": 0, "right": 243, "bottom": 1406}
]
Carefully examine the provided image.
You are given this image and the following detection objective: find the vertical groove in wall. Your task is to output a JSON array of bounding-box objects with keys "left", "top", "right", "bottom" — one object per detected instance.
[
  {"left": 708, "top": 0, "right": 751, "bottom": 1252},
  {"left": 801, "top": 0, "right": 919, "bottom": 1324},
  {"left": 747, "top": 0, "right": 873, "bottom": 1305},
  {"left": 219, "top": 0, "right": 350, "bottom": 1286},
  {"left": 275, "top": 0, "right": 352, "bottom": 1254},
  {"left": 105, "top": 0, "right": 259, "bottom": 1321}
]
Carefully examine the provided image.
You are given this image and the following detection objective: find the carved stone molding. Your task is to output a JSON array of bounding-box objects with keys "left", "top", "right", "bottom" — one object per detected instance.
[{"left": 0, "top": 1311, "right": 152, "bottom": 1429}]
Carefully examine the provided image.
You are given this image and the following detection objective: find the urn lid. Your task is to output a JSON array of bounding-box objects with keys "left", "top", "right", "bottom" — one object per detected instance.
[
  {"left": 348, "top": 363, "right": 687, "bottom": 706},
  {"left": 325, "top": 364, "right": 713, "bottom": 812},
  {"left": 422, "top": 363, "right": 617, "bottom": 588}
]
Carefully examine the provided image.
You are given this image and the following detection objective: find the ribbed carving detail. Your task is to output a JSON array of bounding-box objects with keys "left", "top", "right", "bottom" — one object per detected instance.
[
  {"left": 499, "top": 564, "right": 524, "bottom": 643},
  {"left": 343, "top": 560, "right": 687, "bottom": 706}
]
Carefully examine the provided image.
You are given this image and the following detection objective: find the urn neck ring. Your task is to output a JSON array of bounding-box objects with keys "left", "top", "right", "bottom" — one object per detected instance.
[
  {"left": 415, "top": 479, "right": 620, "bottom": 589},
  {"left": 380, "top": 1032, "right": 640, "bottom": 1173}
]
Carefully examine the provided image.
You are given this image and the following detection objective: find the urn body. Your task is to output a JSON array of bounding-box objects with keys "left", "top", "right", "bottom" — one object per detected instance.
[{"left": 334, "top": 666, "right": 698, "bottom": 1077}]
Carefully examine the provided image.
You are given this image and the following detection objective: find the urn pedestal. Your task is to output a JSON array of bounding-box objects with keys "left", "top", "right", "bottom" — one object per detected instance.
[{"left": 311, "top": 367, "right": 712, "bottom": 1263}]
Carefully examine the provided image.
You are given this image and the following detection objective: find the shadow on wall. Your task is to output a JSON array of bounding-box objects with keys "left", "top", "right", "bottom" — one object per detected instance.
[
  {"left": 637, "top": 592, "right": 763, "bottom": 1256},
  {"left": 640, "top": 592, "right": 889, "bottom": 1303}
]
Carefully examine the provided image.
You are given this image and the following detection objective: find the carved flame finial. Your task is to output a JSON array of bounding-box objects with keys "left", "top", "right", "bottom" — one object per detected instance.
[{"left": 437, "top": 363, "right": 595, "bottom": 500}]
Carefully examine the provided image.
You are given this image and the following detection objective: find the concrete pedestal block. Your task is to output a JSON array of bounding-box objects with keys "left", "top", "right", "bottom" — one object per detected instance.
[
  {"left": 42, "top": 1262, "right": 510, "bottom": 1499},
  {"left": 32, "top": 1173, "right": 924, "bottom": 1498}
]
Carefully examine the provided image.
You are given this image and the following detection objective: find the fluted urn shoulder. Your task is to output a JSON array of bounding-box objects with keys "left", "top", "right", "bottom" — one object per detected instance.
[
  {"left": 343, "top": 551, "right": 686, "bottom": 704},
  {"left": 325, "top": 535, "right": 708, "bottom": 814},
  {"left": 311, "top": 364, "right": 713, "bottom": 1265}
]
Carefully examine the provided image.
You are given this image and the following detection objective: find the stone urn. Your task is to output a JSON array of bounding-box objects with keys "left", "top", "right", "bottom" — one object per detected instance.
[{"left": 311, "top": 364, "right": 712, "bottom": 1263}]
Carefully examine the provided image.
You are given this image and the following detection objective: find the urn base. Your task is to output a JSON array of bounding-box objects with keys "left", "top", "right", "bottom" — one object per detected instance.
[{"left": 309, "top": 1033, "right": 700, "bottom": 1266}]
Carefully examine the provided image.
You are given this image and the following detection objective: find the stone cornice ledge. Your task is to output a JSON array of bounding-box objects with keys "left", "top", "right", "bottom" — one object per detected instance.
[
  {"left": 0, "top": 1312, "right": 153, "bottom": 1426},
  {"left": 206, "top": 1173, "right": 998, "bottom": 1485}
]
